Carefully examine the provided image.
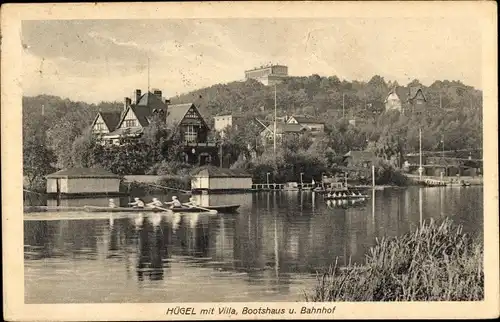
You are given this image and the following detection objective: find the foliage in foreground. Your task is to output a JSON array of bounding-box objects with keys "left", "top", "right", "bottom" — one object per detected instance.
[{"left": 304, "top": 218, "right": 483, "bottom": 301}]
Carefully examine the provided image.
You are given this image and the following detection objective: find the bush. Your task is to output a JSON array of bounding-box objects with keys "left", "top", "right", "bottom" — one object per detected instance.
[
  {"left": 147, "top": 160, "right": 193, "bottom": 176},
  {"left": 157, "top": 175, "right": 191, "bottom": 191},
  {"left": 375, "top": 162, "right": 411, "bottom": 186},
  {"left": 304, "top": 218, "right": 483, "bottom": 301}
]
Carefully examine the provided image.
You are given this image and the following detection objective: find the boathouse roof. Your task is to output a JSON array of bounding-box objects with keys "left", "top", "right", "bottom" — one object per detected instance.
[
  {"left": 190, "top": 165, "right": 252, "bottom": 178},
  {"left": 46, "top": 168, "right": 121, "bottom": 179}
]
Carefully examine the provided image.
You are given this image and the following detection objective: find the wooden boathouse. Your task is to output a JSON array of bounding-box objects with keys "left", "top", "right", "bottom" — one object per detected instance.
[
  {"left": 46, "top": 168, "right": 122, "bottom": 197},
  {"left": 190, "top": 166, "right": 253, "bottom": 193}
]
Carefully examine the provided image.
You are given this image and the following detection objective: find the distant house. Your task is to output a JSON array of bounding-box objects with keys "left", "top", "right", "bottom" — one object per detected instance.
[
  {"left": 46, "top": 167, "right": 121, "bottom": 196},
  {"left": 384, "top": 86, "right": 427, "bottom": 113},
  {"left": 286, "top": 115, "right": 325, "bottom": 134},
  {"left": 343, "top": 151, "right": 378, "bottom": 168},
  {"left": 256, "top": 114, "right": 326, "bottom": 147},
  {"left": 91, "top": 88, "right": 216, "bottom": 166},
  {"left": 259, "top": 121, "right": 306, "bottom": 146},
  {"left": 213, "top": 113, "right": 245, "bottom": 137}
]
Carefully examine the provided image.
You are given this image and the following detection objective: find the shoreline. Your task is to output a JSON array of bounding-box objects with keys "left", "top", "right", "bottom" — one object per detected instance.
[{"left": 304, "top": 218, "right": 483, "bottom": 302}]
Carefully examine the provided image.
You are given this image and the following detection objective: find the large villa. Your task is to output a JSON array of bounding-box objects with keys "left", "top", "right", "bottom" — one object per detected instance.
[{"left": 90, "top": 88, "right": 217, "bottom": 166}]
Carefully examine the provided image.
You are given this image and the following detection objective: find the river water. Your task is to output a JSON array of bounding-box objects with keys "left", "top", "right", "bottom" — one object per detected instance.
[{"left": 24, "top": 186, "right": 483, "bottom": 303}]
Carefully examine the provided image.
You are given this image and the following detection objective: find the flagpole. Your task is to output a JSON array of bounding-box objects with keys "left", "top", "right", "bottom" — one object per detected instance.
[
  {"left": 419, "top": 128, "right": 423, "bottom": 181},
  {"left": 273, "top": 84, "right": 277, "bottom": 160},
  {"left": 147, "top": 57, "right": 150, "bottom": 92}
]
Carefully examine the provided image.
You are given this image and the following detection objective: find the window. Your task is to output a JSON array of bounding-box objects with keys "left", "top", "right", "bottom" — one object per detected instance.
[
  {"left": 184, "top": 125, "right": 197, "bottom": 142},
  {"left": 185, "top": 109, "right": 198, "bottom": 119},
  {"left": 124, "top": 119, "right": 138, "bottom": 127},
  {"left": 94, "top": 122, "right": 106, "bottom": 131}
]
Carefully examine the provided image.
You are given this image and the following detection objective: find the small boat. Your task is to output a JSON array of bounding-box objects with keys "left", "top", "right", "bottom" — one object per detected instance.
[
  {"left": 324, "top": 193, "right": 368, "bottom": 200},
  {"left": 283, "top": 182, "right": 299, "bottom": 191},
  {"left": 422, "top": 179, "right": 447, "bottom": 187},
  {"left": 84, "top": 204, "right": 240, "bottom": 213},
  {"left": 461, "top": 181, "right": 471, "bottom": 187}
]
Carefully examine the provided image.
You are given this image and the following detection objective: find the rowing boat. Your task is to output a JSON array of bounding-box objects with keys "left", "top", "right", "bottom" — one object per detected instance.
[
  {"left": 83, "top": 204, "right": 240, "bottom": 213},
  {"left": 324, "top": 194, "right": 369, "bottom": 200}
]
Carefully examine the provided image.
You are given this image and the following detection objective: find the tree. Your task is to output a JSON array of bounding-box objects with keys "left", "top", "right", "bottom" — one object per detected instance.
[{"left": 23, "top": 127, "right": 56, "bottom": 190}]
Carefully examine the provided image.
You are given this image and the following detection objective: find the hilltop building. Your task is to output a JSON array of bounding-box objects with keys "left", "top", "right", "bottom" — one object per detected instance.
[
  {"left": 90, "top": 88, "right": 217, "bottom": 166},
  {"left": 244, "top": 64, "right": 289, "bottom": 86},
  {"left": 384, "top": 86, "right": 427, "bottom": 114}
]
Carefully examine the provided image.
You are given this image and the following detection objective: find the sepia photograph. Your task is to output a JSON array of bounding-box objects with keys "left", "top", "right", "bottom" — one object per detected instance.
[{"left": 2, "top": 1, "right": 498, "bottom": 320}]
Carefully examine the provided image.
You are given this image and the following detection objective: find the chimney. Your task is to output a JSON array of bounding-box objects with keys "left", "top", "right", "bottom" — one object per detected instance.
[
  {"left": 135, "top": 89, "right": 141, "bottom": 104},
  {"left": 123, "top": 97, "right": 130, "bottom": 111},
  {"left": 153, "top": 89, "right": 162, "bottom": 99}
]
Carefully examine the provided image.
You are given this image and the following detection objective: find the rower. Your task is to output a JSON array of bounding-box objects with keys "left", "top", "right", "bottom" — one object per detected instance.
[
  {"left": 128, "top": 197, "right": 145, "bottom": 208},
  {"left": 146, "top": 198, "right": 164, "bottom": 208},
  {"left": 109, "top": 199, "right": 117, "bottom": 208},
  {"left": 164, "top": 196, "right": 182, "bottom": 209},
  {"left": 185, "top": 197, "right": 198, "bottom": 208}
]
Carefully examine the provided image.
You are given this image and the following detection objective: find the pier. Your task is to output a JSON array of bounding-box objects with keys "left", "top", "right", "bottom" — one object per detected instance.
[{"left": 251, "top": 183, "right": 315, "bottom": 191}]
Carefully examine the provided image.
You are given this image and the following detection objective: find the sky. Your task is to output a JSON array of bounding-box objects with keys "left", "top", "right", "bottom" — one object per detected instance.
[{"left": 22, "top": 18, "right": 482, "bottom": 104}]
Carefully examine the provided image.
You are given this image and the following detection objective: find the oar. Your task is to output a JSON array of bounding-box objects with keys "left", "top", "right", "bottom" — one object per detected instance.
[
  {"left": 182, "top": 203, "right": 218, "bottom": 215},
  {"left": 150, "top": 205, "right": 173, "bottom": 214}
]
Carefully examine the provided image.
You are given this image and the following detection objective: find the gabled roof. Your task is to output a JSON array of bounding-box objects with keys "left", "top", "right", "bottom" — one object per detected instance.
[
  {"left": 91, "top": 111, "right": 122, "bottom": 132},
  {"left": 46, "top": 167, "right": 120, "bottom": 179},
  {"left": 190, "top": 165, "right": 252, "bottom": 178},
  {"left": 115, "top": 105, "right": 152, "bottom": 129},
  {"left": 99, "top": 111, "right": 122, "bottom": 131},
  {"left": 288, "top": 115, "right": 325, "bottom": 124},
  {"left": 277, "top": 123, "right": 305, "bottom": 133},
  {"left": 130, "top": 105, "right": 152, "bottom": 127},
  {"left": 166, "top": 103, "right": 208, "bottom": 129},
  {"left": 408, "top": 87, "right": 427, "bottom": 101},
  {"left": 385, "top": 86, "right": 408, "bottom": 104},
  {"left": 137, "top": 92, "right": 168, "bottom": 111}
]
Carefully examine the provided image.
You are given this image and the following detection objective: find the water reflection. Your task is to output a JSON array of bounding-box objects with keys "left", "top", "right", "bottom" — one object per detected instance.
[{"left": 24, "top": 187, "right": 483, "bottom": 303}]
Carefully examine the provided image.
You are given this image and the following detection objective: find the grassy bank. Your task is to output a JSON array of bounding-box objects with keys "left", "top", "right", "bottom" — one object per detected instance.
[{"left": 304, "top": 218, "right": 483, "bottom": 301}]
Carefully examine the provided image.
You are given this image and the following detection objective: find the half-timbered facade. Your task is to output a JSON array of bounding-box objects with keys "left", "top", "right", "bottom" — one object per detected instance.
[
  {"left": 384, "top": 86, "right": 427, "bottom": 114},
  {"left": 90, "top": 88, "right": 216, "bottom": 166}
]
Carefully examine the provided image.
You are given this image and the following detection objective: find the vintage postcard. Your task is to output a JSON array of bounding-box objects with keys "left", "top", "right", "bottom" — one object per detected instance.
[{"left": 1, "top": 1, "right": 498, "bottom": 320}]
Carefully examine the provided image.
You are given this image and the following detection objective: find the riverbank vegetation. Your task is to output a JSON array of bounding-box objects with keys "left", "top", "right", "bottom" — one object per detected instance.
[
  {"left": 304, "top": 218, "right": 483, "bottom": 301},
  {"left": 22, "top": 76, "right": 481, "bottom": 190}
]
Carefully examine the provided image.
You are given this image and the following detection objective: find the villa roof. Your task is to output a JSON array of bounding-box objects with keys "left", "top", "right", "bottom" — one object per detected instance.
[
  {"left": 136, "top": 92, "right": 168, "bottom": 110},
  {"left": 93, "top": 111, "right": 122, "bottom": 132},
  {"left": 46, "top": 167, "right": 120, "bottom": 179},
  {"left": 130, "top": 105, "right": 153, "bottom": 127},
  {"left": 165, "top": 103, "right": 195, "bottom": 128}
]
